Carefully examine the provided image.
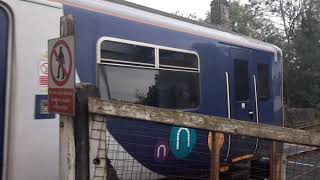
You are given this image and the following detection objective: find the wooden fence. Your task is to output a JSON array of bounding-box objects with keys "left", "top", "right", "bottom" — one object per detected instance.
[{"left": 59, "top": 84, "right": 320, "bottom": 180}]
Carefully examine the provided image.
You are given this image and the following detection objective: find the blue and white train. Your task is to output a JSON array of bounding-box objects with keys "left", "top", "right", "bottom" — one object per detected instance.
[{"left": 0, "top": 0, "right": 283, "bottom": 179}]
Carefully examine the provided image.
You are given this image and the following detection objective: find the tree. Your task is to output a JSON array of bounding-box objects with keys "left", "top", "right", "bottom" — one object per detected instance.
[
  {"left": 249, "top": 0, "right": 305, "bottom": 106},
  {"left": 290, "top": 0, "right": 320, "bottom": 108},
  {"left": 230, "top": 1, "right": 283, "bottom": 44},
  {"left": 172, "top": 10, "right": 202, "bottom": 21},
  {"left": 204, "top": 1, "right": 284, "bottom": 46}
]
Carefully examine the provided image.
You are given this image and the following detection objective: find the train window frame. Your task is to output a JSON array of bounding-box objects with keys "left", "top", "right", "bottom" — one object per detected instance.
[
  {"left": 97, "top": 37, "right": 200, "bottom": 72},
  {"left": 96, "top": 36, "right": 201, "bottom": 110},
  {"left": 100, "top": 40, "right": 155, "bottom": 67},
  {"left": 159, "top": 49, "right": 199, "bottom": 71}
]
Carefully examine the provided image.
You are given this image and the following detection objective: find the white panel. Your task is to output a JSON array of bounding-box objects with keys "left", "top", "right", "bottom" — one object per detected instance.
[{"left": 2, "top": 1, "right": 62, "bottom": 180}]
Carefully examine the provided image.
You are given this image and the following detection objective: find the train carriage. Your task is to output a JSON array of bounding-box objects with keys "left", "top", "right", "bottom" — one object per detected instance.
[
  {"left": 0, "top": 0, "right": 283, "bottom": 179},
  {"left": 62, "top": 0, "right": 283, "bottom": 177}
]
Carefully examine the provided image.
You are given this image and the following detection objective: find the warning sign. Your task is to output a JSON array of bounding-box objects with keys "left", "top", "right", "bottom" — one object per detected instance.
[
  {"left": 39, "top": 60, "right": 48, "bottom": 86},
  {"left": 48, "top": 36, "right": 75, "bottom": 116}
]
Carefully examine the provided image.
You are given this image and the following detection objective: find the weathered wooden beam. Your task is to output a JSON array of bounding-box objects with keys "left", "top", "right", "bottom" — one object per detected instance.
[{"left": 88, "top": 98, "right": 320, "bottom": 147}]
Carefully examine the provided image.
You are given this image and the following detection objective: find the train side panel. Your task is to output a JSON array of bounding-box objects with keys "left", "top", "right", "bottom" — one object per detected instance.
[
  {"left": 65, "top": 2, "right": 283, "bottom": 177},
  {"left": 2, "top": 1, "right": 62, "bottom": 180}
]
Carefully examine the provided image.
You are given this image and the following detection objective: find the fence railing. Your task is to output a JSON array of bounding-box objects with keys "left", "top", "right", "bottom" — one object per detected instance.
[
  {"left": 59, "top": 84, "right": 320, "bottom": 180},
  {"left": 88, "top": 98, "right": 320, "bottom": 147},
  {"left": 88, "top": 97, "right": 320, "bottom": 180}
]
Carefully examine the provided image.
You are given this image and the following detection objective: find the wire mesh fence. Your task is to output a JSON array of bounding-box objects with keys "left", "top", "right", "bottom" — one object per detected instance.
[{"left": 88, "top": 113, "right": 320, "bottom": 180}]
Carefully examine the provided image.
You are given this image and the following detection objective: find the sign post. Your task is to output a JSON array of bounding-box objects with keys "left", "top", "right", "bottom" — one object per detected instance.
[{"left": 48, "top": 36, "right": 75, "bottom": 116}]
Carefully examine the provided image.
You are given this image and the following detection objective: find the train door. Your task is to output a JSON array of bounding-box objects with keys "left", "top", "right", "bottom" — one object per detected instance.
[
  {"left": 225, "top": 47, "right": 258, "bottom": 159},
  {"left": 0, "top": 6, "right": 8, "bottom": 176},
  {"left": 251, "top": 51, "right": 273, "bottom": 125},
  {"left": 251, "top": 51, "right": 274, "bottom": 154}
]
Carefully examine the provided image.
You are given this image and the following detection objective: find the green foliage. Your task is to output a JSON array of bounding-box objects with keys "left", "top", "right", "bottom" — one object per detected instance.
[
  {"left": 229, "top": 1, "right": 284, "bottom": 47},
  {"left": 172, "top": 10, "right": 202, "bottom": 21},
  {"left": 228, "top": 0, "right": 320, "bottom": 109},
  {"left": 290, "top": 0, "right": 320, "bottom": 108}
]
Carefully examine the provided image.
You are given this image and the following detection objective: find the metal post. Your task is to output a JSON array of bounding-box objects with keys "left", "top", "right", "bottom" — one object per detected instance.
[{"left": 210, "top": 132, "right": 224, "bottom": 180}]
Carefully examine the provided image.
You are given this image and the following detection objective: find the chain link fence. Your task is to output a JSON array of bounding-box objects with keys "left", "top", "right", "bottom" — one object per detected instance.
[
  {"left": 57, "top": 90, "right": 320, "bottom": 180},
  {"left": 87, "top": 101, "right": 320, "bottom": 180}
]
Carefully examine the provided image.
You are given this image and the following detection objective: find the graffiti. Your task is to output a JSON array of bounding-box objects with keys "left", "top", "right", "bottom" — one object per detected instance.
[
  {"left": 176, "top": 128, "right": 190, "bottom": 150},
  {"left": 170, "top": 127, "right": 196, "bottom": 159},
  {"left": 154, "top": 141, "right": 169, "bottom": 161}
]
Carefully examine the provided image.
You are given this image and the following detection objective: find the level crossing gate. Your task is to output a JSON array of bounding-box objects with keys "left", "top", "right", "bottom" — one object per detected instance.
[{"left": 59, "top": 84, "right": 320, "bottom": 180}]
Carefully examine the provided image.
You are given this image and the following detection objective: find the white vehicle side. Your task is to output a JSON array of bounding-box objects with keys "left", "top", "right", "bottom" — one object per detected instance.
[{"left": 1, "top": 1, "right": 62, "bottom": 180}]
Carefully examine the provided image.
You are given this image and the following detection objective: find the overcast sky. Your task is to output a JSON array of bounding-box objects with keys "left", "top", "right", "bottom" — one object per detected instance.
[{"left": 126, "top": 0, "right": 249, "bottom": 19}]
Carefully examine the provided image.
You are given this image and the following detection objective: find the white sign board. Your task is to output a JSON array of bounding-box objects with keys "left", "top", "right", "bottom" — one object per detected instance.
[{"left": 48, "top": 36, "right": 75, "bottom": 115}]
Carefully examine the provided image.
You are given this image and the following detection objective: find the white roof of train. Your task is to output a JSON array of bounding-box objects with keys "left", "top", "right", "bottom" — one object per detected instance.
[{"left": 50, "top": 0, "right": 282, "bottom": 55}]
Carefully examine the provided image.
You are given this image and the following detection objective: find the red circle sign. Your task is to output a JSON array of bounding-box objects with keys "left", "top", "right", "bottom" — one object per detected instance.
[
  {"left": 50, "top": 40, "right": 73, "bottom": 86},
  {"left": 40, "top": 62, "right": 48, "bottom": 75}
]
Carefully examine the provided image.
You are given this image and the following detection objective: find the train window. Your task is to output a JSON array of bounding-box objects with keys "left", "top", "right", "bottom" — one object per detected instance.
[
  {"left": 98, "top": 65, "right": 199, "bottom": 109},
  {"left": 234, "top": 59, "right": 249, "bottom": 101},
  {"left": 100, "top": 40, "right": 155, "bottom": 66},
  {"left": 159, "top": 49, "right": 198, "bottom": 70},
  {"left": 257, "top": 63, "right": 270, "bottom": 100},
  {"left": 98, "top": 38, "right": 200, "bottom": 109}
]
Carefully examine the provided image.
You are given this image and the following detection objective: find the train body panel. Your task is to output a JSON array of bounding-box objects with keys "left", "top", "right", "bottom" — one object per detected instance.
[
  {"left": 0, "top": 1, "right": 62, "bottom": 179},
  {"left": 63, "top": 0, "right": 283, "bottom": 176},
  {"left": 0, "top": 0, "right": 283, "bottom": 179}
]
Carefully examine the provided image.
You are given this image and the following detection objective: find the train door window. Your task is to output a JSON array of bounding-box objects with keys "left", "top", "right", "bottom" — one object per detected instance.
[
  {"left": 234, "top": 59, "right": 249, "bottom": 101},
  {"left": 98, "top": 38, "right": 200, "bottom": 109},
  {"left": 100, "top": 40, "right": 155, "bottom": 67},
  {"left": 159, "top": 49, "right": 198, "bottom": 70},
  {"left": 257, "top": 63, "right": 270, "bottom": 100}
]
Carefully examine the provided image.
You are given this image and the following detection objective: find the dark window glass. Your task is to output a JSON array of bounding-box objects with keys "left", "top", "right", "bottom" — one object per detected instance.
[
  {"left": 99, "top": 65, "right": 199, "bottom": 109},
  {"left": 257, "top": 64, "right": 270, "bottom": 100},
  {"left": 234, "top": 59, "right": 249, "bottom": 101},
  {"left": 159, "top": 49, "right": 198, "bottom": 69},
  {"left": 100, "top": 41, "right": 155, "bottom": 65}
]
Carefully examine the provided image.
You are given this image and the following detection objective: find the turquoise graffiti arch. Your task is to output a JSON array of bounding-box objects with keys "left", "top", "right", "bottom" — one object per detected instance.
[{"left": 169, "top": 127, "right": 196, "bottom": 159}]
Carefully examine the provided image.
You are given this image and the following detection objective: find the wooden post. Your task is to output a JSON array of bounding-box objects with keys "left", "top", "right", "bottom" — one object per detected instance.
[
  {"left": 210, "top": 132, "right": 224, "bottom": 180},
  {"left": 59, "top": 84, "right": 99, "bottom": 180},
  {"left": 270, "top": 141, "right": 277, "bottom": 180},
  {"left": 74, "top": 84, "right": 99, "bottom": 180},
  {"left": 270, "top": 142, "right": 287, "bottom": 180},
  {"left": 60, "top": 115, "right": 75, "bottom": 180},
  {"left": 59, "top": 15, "right": 76, "bottom": 180},
  {"left": 276, "top": 154, "right": 286, "bottom": 180}
]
